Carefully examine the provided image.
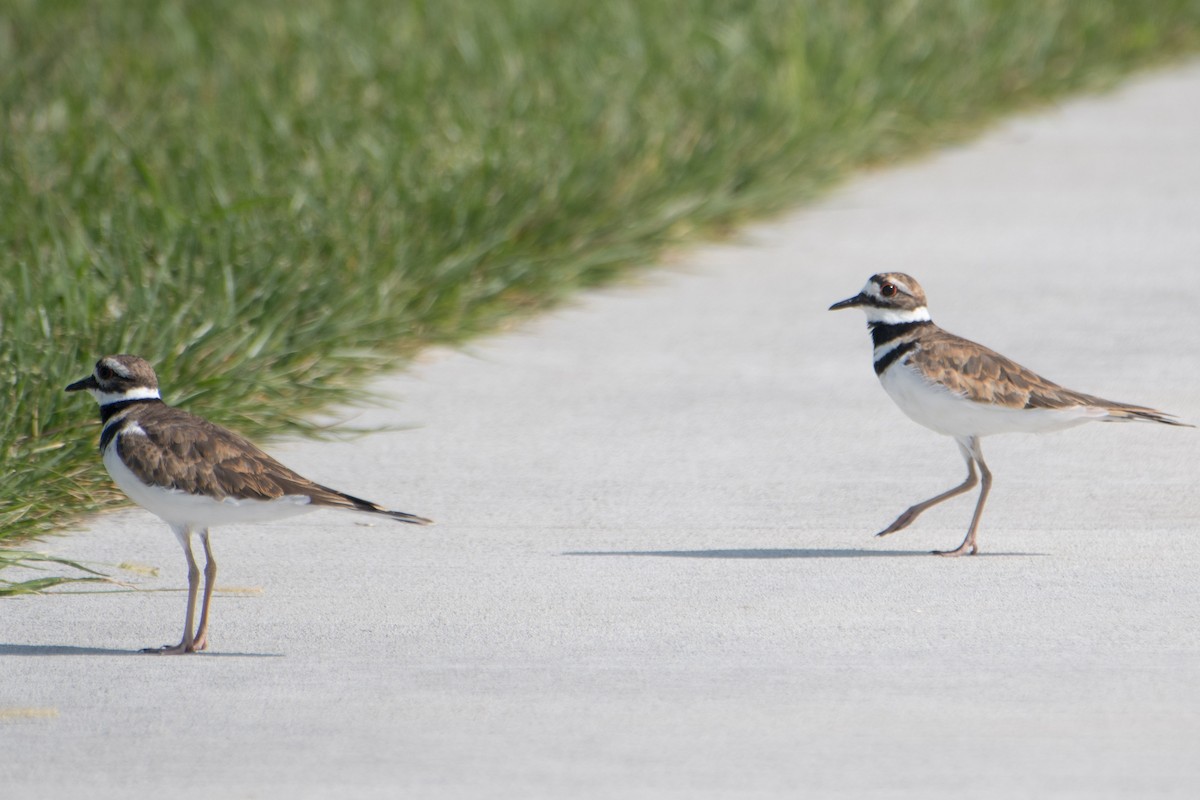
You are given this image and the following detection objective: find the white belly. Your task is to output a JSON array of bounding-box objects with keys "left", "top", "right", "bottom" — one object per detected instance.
[
  {"left": 103, "top": 443, "right": 316, "bottom": 528},
  {"left": 878, "top": 360, "right": 1104, "bottom": 438}
]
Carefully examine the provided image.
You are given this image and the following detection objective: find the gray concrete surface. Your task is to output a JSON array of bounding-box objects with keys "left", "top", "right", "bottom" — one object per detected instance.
[{"left": 4, "top": 63, "right": 1200, "bottom": 799}]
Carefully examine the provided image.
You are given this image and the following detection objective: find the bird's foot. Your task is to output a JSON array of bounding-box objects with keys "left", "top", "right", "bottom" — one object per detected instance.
[
  {"left": 932, "top": 542, "right": 978, "bottom": 557},
  {"left": 142, "top": 641, "right": 198, "bottom": 655}
]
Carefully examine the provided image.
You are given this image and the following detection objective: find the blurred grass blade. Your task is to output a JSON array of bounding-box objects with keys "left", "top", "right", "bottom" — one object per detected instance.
[{"left": 0, "top": 549, "right": 112, "bottom": 597}]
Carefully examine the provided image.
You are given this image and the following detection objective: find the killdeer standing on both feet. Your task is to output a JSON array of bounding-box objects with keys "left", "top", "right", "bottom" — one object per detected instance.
[
  {"left": 830, "top": 273, "right": 1191, "bottom": 556},
  {"left": 67, "top": 354, "right": 432, "bottom": 654}
]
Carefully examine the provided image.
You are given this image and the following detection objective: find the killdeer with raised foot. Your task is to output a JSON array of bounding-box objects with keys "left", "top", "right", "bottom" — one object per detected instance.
[
  {"left": 830, "top": 273, "right": 1190, "bottom": 556},
  {"left": 67, "top": 354, "right": 432, "bottom": 654}
]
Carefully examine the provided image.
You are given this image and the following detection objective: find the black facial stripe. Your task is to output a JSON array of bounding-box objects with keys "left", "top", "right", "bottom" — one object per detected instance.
[
  {"left": 857, "top": 295, "right": 908, "bottom": 309},
  {"left": 874, "top": 341, "right": 917, "bottom": 375}
]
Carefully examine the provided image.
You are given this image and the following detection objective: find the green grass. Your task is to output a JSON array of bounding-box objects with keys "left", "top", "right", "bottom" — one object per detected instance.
[{"left": 3, "top": 0, "right": 1200, "bottom": 549}]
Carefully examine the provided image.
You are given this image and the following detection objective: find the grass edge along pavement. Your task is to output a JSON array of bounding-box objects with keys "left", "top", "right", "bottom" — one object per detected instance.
[{"left": 4, "top": 2, "right": 1200, "bottom": 570}]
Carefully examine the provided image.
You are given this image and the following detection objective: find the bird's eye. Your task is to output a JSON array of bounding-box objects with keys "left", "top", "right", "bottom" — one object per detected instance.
[
  {"left": 97, "top": 364, "right": 115, "bottom": 380},
  {"left": 881, "top": 283, "right": 897, "bottom": 297}
]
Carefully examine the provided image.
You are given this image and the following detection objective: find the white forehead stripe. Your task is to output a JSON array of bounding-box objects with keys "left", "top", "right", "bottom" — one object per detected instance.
[
  {"left": 101, "top": 358, "right": 134, "bottom": 378},
  {"left": 864, "top": 277, "right": 913, "bottom": 299}
]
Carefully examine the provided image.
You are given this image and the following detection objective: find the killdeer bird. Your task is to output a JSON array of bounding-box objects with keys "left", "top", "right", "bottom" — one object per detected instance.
[
  {"left": 67, "top": 354, "right": 432, "bottom": 654},
  {"left": 830, "top": 273, "right": 1190, "bottom": 556}
]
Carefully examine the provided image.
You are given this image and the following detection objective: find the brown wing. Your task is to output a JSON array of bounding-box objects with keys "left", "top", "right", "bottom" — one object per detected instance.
[
  {"left": 910, "top": 327, "right": 1122, "bottom": 410},
  {"left": 116, "top": 405, "right": 361, "bottom": 509}
]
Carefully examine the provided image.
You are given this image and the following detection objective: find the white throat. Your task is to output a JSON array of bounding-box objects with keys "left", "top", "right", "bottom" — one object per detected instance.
[
  {"left": 863, "top": 305, "right": 931, "bottom": 325},
  {"left": 94, "top": 386, "right": 162, "bottom": 406}
]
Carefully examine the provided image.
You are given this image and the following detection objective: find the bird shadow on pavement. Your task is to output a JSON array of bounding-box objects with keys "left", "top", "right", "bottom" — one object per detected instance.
[
  {"left": 563, "top": 548, "right": 1046, "bottom": 559},
  {"left": 0, "top": 643, "right": 282, "bottom": 657}
]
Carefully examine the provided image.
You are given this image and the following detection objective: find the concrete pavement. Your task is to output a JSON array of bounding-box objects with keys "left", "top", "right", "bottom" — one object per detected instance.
[{"left": 3, "top": 63, "right": 1200, "bottom": 798}]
